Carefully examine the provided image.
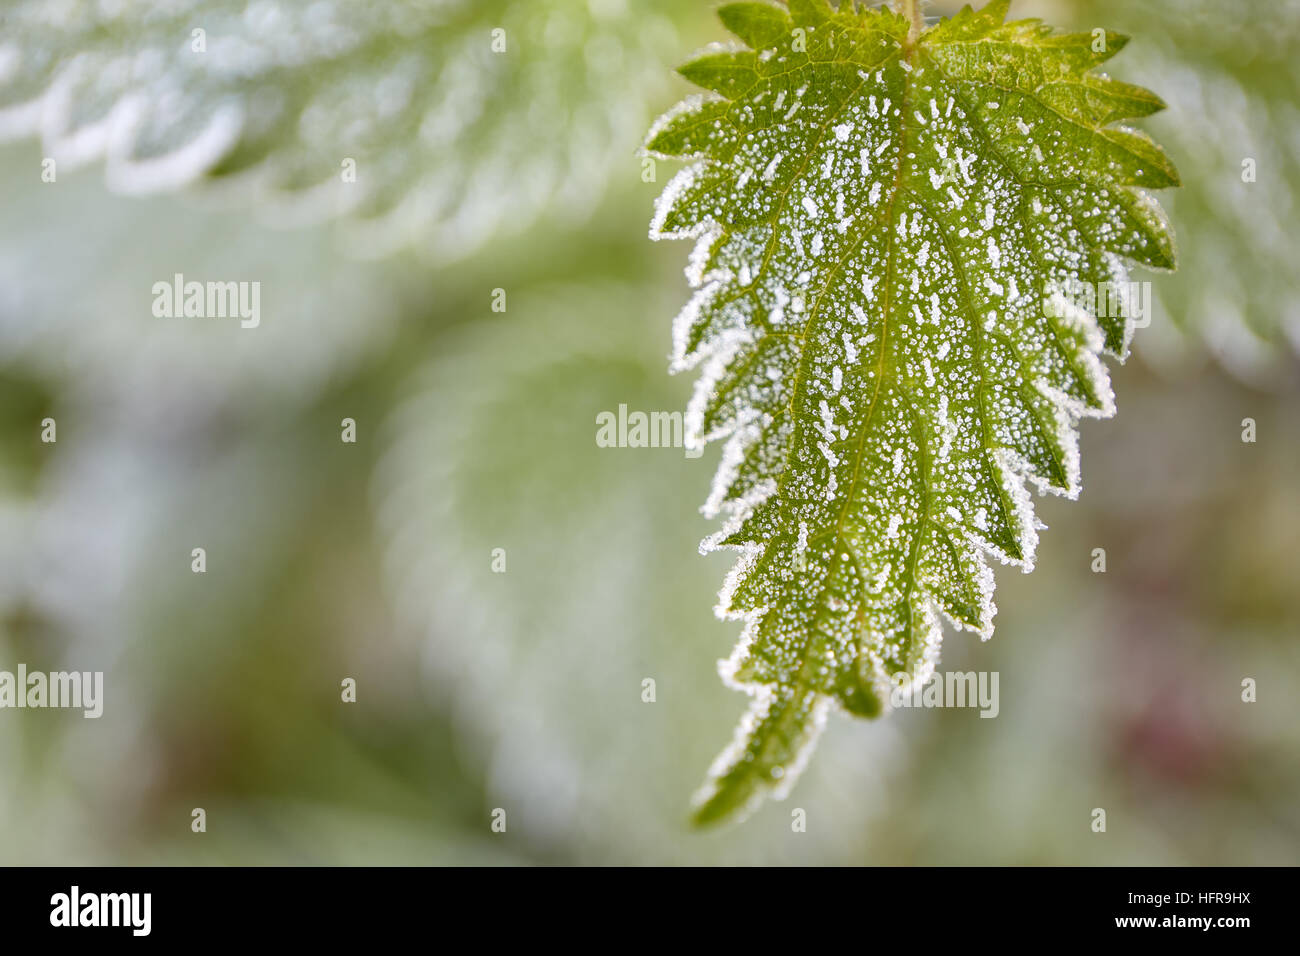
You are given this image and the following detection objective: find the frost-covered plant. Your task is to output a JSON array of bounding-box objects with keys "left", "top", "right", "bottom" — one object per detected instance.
[
  {"left": 0, "top": 0, "right": 681, "bottom": 259},
  {"left": 644, "top": 0, "right": 1178, "bottom": 824}
]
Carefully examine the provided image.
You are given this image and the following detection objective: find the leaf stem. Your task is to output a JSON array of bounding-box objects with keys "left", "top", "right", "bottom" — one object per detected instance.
[{"left": 894, "top": 0, "right": 925, "bottom": 45}]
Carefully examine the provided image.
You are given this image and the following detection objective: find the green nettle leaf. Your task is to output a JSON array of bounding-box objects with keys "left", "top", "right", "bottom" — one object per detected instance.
[
  {"left": 1090, "top": 0, "right": 1299, "bottom": 375},
  {"left": 0, "top": 0, "right": 680, "bottom": 259},
  {"left": 644, "top": 0, "right": 1178, "bottom": 825}
]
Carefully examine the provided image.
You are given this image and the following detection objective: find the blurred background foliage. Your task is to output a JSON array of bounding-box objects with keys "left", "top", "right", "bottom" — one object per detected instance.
[{"left": 0, "top": 0, "right": 1296, "bottom": 864}]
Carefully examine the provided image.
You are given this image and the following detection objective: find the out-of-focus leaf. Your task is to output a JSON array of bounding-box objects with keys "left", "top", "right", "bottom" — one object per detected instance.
[
  {"left": 0, "top": 0, "right": 684, "bottom": 259},
  {"left": 1080, "top": 0, "right": 1300, "bottom": 380}
]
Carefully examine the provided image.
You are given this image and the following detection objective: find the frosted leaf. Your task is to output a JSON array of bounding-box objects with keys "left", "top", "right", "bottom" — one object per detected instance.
[
  {"left": 644, "top": 0, "right": 1178, "bottom": 825},
  {"left": 0, "top": 0, "right": 681, "bottom": 260}
]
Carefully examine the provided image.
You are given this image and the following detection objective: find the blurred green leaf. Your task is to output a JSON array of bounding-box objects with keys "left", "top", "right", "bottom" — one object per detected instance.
[
  {"left": 0, "top": 0, "right": 683, "bottom": 258},
  {"left": 1082, "top": 0, "right": 1300, "bottom": 378}
]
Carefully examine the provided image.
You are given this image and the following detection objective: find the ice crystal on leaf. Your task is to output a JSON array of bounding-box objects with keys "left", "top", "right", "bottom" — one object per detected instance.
[{"left": 644, "top": 0, "right": 1178, "bottom": 825}]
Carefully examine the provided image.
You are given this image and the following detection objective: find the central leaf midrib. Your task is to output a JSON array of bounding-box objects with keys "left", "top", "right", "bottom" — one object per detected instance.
[
  {"left": 764, "top": 34, "right": 921, "bottom": 703},
  {"left": 829, "top": 53, "right": 914, "bottom": 542}
]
